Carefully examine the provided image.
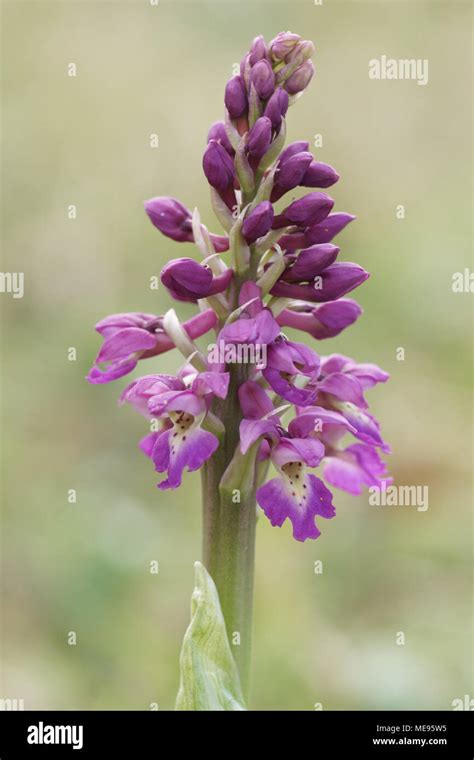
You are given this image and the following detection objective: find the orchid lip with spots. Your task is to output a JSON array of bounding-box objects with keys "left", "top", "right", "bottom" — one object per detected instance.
[{"left": 88, "top": 31, "right": 390, "bottom": 707}]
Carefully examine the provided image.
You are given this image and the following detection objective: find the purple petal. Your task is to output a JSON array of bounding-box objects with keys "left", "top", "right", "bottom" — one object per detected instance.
[
  {"left": 323, "top": 443, "right": 391, "bottom": 496},
  {"left": 263, "top": 368, "right": 317, "bottom": 406},
  {"left": 288, "top": 407, "right": 356, "bottom": 438},
  {"left": 238, "top": 380, "right": 274, "bottom": 419},
  {"left": 96, "top": 328, "right": 157, "bottom": 363},
  {"left": 153, "top": 427, "right": 219, "bottom": 489},
  {"left": 139, "top": 431, "right": 161, "bottom": 458},
  {"left": 257, "top": 472, "right": 335, "bottom": 542},
  {"left": 87, "top": 358, "right": 138, "bottom": 384},
  {"left": 240, "top": 418, "right": 280, "bottom": 454},
  {"left": 272, "top": 437, "right": 325, "bottom": 468},
  {"left": 192, "top": 371, "right": 230, "bottom": 399},
  {"left": 318, "top": 373, "right": 367, "bottom": 408}
]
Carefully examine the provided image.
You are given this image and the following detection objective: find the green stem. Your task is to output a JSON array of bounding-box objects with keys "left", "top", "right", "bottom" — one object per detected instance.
[{"left": 201, "top": 364, "right": 256, "bottom": 701}]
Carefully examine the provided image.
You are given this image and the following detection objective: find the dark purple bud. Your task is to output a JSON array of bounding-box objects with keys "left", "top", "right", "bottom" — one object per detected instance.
[
  {"left": 273, "top": 151, "right": 313, "bottom": 197},
  {"left": 225, "top": 75, "right": 248, "bottom": 119},
  {"left": 277, "top": 230, "right": 307, "bottom": 251},
  {"left": 305, "top": 212, "right": 356, "bottom": 245},
  {"left": 273, "top": 192, "right": 334, "bottom": 228},
  {"left": 161, "top": 258, "right": 233, "bottom": 303},
  {"left": 270, "top": 262, "right": 370, "bottom": 302},
  {"left": 250, "top": 59, "right": 275, "bottom": 100},
  {"left": 281, "top": 244, "right": 340, "bottom": 282},
  {"left": 207, "top": 121, "right": 234, "bottom": 156},
  {"left": 203, "top": 140, "right": 235, "bottom": 190},
  {"left": 302, "top": 160, "right": 340, "bottom": 189},
  {"left": 264, "top": 87, "right": 289, "bottom": 128},
  {"left": 269, "top": 31, "right": 301, "bottom": 62},
  {"left": 242, "top": 201, "right": 274, "bottom": 243},
  {"left": 277, "top": 141, "right": 310, "bottom": 164},
  {"left": 285, "top": 60, "right": 315, "bottom": 94},
  {"left": 249, "top": 35, "right": 267, "bottom": 66},
  {"left": 247, "top": 116, "right": 273, "bottom": 159},
  {"left": 144, "top": 197, "right": 193, "bottom": 242},
  {"left": 276, "top": 299, "right": 362, "bottom": 339}
]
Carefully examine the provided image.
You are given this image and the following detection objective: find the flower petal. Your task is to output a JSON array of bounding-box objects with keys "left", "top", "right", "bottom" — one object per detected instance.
[
  {"left": 153, "top": 427, "right": 219, "bottom": 489},
  {"left": 257, "top": 473, "right": 335, "bottom": 542}
]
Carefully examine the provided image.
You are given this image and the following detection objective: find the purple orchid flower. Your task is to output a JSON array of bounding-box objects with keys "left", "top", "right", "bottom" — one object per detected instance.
[
  {"left": 238, "top": 380, "right": 284, "bottom": 459},
  {"left": 218, "top": 282, "right": 280, "bottom": 346},
  {"left": 123, "top": 370, "right": 229, "bottom": 490},
  {"left": 288, "top": 404, "right": 391, "bottom": 495},
  {"left": 263, "top": 335, "right": 320, "bottom": 406},
  {"left": 314, "top": 355, "right": 391, "bottom": 451},
  {"left": 87, "top": 310, "right": 217, "bottom": 384},
  {"left": 322, "top": 442, "right": 392, "bottom": 496},
  {"left": 276, "top": 298, "right": 362, "bottom": 339},
  {"left": 256, "top": 437, "right": 336, "bottom": 542}
]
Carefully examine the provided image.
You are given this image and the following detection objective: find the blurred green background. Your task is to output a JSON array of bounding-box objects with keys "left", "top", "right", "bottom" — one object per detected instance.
[{"left": 1, "top": 0, "right": 472, "bottom": 710}]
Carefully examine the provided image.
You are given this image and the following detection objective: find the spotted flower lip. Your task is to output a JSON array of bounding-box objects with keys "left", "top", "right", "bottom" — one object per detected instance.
[
  {"left": 256, "top": 437, "right": 335, "bottom": 542},
  {"left": 160, "top": 258, "right": 233, "bottom": 303},
  {"left": 87, "top": 309, "right": 218, "bottom": 384},
  {"left": 124, "top": 370, "right": 229, "bottom": 490}
]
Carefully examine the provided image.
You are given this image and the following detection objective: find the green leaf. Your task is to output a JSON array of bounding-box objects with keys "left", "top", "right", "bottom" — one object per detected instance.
[{"left": 175, "top": 562, "right": 247, "bottom": 711}]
